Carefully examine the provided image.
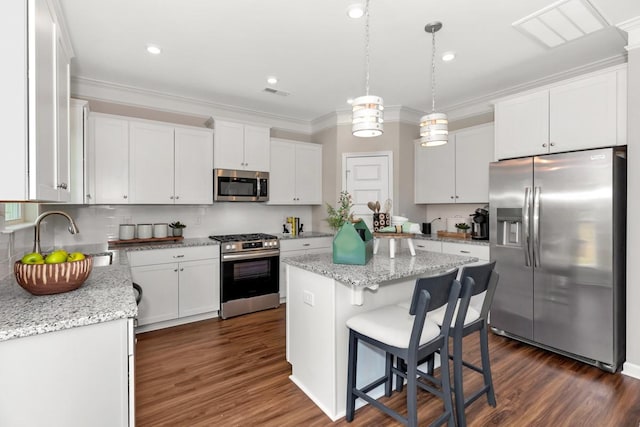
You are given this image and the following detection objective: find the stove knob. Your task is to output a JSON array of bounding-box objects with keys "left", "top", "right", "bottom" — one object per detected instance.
[{"left": 225, "top": 244, "right": 232, "bottom": 250}]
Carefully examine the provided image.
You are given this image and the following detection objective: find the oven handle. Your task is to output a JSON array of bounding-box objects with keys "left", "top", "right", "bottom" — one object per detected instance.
[{"left": 221, "top": 250, "right": 280, "bottom": 262}]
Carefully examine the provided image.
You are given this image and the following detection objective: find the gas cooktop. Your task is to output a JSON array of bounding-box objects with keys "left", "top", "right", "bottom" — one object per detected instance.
[{"left": 208, "top": 233, "right": 278, "bottom": 243}]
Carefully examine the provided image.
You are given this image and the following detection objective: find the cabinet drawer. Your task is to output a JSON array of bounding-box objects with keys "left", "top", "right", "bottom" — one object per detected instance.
[
  {"left": 414, "top": 240, "right": 442, "bottom": 252},
  {"left": 128, "top": 245, "right": 220, "bottom": 267},
  {"left": 280, "top": 237, "right": 333, "bottom": 252},
  {"left": 441, "top": 242, "right": 489, "bottom": 260}
]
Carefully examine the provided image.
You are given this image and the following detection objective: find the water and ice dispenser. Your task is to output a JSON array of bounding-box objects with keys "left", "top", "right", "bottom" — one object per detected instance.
[{"left": 496, "top": 208, "right": 523, "bottom": 247}]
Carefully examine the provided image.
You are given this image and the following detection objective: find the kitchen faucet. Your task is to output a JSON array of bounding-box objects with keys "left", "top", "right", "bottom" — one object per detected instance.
[{"left": 33, "top": 211, "right": 80, "bottom": 254}]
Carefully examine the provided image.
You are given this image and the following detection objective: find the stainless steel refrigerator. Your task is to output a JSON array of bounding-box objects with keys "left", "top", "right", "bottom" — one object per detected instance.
[{"left": 489, "top": 147, "right": 626, "bottom": 372}]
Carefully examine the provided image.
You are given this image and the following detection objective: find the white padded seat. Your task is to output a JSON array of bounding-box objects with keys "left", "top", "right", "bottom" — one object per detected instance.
[
  {"left": 397, "top": 300, "right": 480, "bottom": 327},
  {"left": 346, "top": 305, "right": 441, "bottom": 348}
]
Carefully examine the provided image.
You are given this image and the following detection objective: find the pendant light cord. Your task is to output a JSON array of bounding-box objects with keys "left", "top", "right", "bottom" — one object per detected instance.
[
  {"left": 365, "top": 0, "right": 371, "bottom": 96},
  {"left": 431, "top": 28, "right": 437, "bottom": 113}
]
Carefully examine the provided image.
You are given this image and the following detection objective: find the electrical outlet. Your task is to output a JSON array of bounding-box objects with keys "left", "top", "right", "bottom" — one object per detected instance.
[{"left": 303, "top": 290, "right": 315, "bottom": 306}]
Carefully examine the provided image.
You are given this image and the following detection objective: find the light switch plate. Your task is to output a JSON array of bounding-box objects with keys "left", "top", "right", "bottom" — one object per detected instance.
[{"left": 303, "top": 290, "right": 315, "bottom": 306}]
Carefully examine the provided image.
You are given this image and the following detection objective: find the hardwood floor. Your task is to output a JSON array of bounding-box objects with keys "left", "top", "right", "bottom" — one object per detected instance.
[{"left": 136, "top": 305, "right": 640, "bottom": 426}]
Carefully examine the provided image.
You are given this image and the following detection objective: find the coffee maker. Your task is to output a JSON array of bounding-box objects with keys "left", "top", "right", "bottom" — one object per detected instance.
[{"left": 470, "top": 208, "right": 489, "bottom": 240}]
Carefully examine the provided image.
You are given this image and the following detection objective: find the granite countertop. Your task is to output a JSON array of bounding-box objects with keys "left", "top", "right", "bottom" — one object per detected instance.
[
  {"left": 275, "top": 231, "right": 333, "bottom": 240},
  {"left": 108, "top": 236, "right": 220, "bottom": 252},
  {"left": 414, "top": 234, "right": 490, "bottom": 246},
  {"left": 0, "top": 257, "right": 137, "bottom": 342},
  {"left": 284, "top": 251, "right": 477, "bottom": 288}
]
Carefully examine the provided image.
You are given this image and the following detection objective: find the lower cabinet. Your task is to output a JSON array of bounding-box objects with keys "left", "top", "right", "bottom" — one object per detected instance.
[
  {"left": 279, "top": 237, "right": 332, "bottom": 300},
  {"left": 415, "top": 239, "right": 490, "bottom": 267},
  {"left": 0, "top": 318, "right": 133, "bottom": 427},
  {"left": 129, "top": 246, "right": 220, "bottom": 330}
]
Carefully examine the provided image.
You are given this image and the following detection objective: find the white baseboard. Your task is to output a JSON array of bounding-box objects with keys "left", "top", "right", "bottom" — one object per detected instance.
[{"left": 622, "top": 361, "right": 640, "bottom": 379}]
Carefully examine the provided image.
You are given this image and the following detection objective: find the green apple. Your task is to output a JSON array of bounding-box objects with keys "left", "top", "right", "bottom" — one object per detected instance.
[
  {"left": 44, "top": 251, "right": 68, "bottom": 264},
  {"left": 67, "top": 252, "right": 86, "bottom": 262},
  {"left": 21, "top": 252, "right": 44, "bottom": 264},
  {"left": 53, "top": 249, "right": 69, "bottom": 258}
]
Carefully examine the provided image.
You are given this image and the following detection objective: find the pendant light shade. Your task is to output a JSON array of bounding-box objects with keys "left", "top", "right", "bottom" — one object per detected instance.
[
  {"left": 420, "top": 22, "right": 448, "bottom": 147},
  {"left": 352, "top": 0, "right": 383, "bottom": 137}
]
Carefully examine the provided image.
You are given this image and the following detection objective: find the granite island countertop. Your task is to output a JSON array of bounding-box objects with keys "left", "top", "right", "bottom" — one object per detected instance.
[
  {"left": 284, "top": 250, "right": 477, "bottom": 289},
  {"left": 414, "top": 234, "right": 490, "bottom": 246}
]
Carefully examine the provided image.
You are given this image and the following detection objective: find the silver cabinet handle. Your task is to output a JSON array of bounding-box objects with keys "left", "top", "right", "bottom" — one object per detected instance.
[
  {"left": 450, "top": 196, "right": 454, "bottom": 199},
  {"left": 180, "top": 268, "right": 184, "bottom": 272},
  {"left": 174, "top": 269, "right": 178, "bottom": 272},
  {"left": 173, "top": 254, "right": 185, "bottom": 258},
  {"left": 533, "top": 186, "right": 541, "bottom": 268},
  {"left": 542, "top": 143, "right": 548, "bottom": 148},
  {"left": 302, "top": 243, "right": 311, "bottom": 247},
  {"left": 460, "top": 250, "right": 471, "bottom": 254},
  {"left": 175, "top": 196, "right": 179, "bottom": 200},
  {"left": 170, "top": 196, "right": 174, "bottom": 199},
  {"left": 57, "top": 183, "right": 68, "bottom": 189},
  {"left": 86, "top": 194, "right": 92, "bottom": 199},
  {"left": 550, "top": 142, "right": 555, "bottom": 147},
  {"left": 455, "top": 195, "right": 459, "bottom": 199},
  {"left": 523, "top": 186, "right": 532, "bottom": 267},
  {"left": 123, "top": 195, "right": 128, "bottom": 199}
]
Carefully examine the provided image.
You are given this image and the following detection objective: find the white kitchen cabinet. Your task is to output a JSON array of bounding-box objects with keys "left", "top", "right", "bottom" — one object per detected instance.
[
  {"left": 214, "top": 120, "right": 270, "bottom": 171},
  {"left": 1, "top": 0, "right": 72, "bottom": 201},
  {"left": 69, "top": 99, "right": 90, "bottom": 204},
  {"left": 129, "top": 245, "right": 220, "bottom": 331},
  {"left": 414, "top": 239, "right": 442, "bottom": 253},
  {"left": 279, "top": 237, "right": 332, "bottom": 300},
  {"left": 269, "top": 139, "right": 323, "bottom": 205},
  {"left": 494, "top": 65, "right": 627, "bottom": 160},
  {"left": 415, "top": 123, "right": 494, "bottom": 204},
  {"left": 415, "top": 239, "right": 490, "bottom": 270},
  {"left": 90, "top": 114, "right": 214, "bottom": 204},
  {"left": 91, "top": 114, "right": 130, "bottom": 204},
  {"left": 0, "top": 318, "right": 132, "bottom": 427}
]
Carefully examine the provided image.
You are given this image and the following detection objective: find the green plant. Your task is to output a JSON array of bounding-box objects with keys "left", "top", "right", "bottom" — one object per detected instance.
[
  {"left": 326, "top": 191, "right": 354, "bottom": 231},
  {"left": 169, "top": 221, "right": 187, "bottom": 229},
  {"left": 455, "top": 222, "right": 470, "bottom": 231}
]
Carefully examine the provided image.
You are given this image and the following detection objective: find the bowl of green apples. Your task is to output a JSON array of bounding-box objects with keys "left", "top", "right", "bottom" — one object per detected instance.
[{"left": 14, "top": 250, "right": 93, "bottom": 295}]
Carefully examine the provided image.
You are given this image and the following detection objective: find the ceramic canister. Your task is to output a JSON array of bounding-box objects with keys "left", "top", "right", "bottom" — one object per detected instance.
[
  {"left": 119, "top": 224, "right": 135, "bottom": 240},
  {"left": 137, "top": 224, "right": 153, "bottom": 239},
  {"left": 153, "top": 223, "right": 168, "bottom": 238}
]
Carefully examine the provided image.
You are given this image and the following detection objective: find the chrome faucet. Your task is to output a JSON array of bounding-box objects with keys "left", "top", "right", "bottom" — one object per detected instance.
[{"left": 33, "top": 211, "right": 80, "bottom": 254}]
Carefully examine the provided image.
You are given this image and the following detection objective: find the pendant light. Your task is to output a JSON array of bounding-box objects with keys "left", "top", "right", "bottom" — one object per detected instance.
[
  {"left": 352, "top": 0, "right": 384, "bottom": 137},
  {"left": 420, "top": 22, "right": 448, "bottom": 147}
]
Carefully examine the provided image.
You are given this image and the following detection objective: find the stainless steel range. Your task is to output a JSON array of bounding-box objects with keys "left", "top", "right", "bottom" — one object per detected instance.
[{"left": 209, "top": 233, "right": 280, "bottom": 319}]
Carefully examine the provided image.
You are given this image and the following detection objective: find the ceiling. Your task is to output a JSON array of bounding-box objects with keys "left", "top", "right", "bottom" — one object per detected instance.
[{"left": 59, "top": 0, "right": 640, "bottom": 123}]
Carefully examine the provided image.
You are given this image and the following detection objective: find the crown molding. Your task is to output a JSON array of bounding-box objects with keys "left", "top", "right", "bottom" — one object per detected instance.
[
  {"left": 71, "top": 76, "right": 312, "bottom": 134},
  {"left": 618, "top": 16, "right": 640, "bottom": 51}
]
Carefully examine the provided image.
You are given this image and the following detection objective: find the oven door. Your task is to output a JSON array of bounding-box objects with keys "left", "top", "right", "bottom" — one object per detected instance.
[{"left": 220, "top": 250, "right": 279, "bottom": 303}]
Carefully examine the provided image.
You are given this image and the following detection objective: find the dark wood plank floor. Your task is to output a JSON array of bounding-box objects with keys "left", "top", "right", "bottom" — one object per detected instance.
[{"left": 135, "top": 305, "right": 640, "bottom": 426}]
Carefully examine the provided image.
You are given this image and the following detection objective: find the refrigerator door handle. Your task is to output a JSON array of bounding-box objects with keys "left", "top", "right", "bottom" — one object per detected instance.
[
  {"left": 523, "top": 186, "right": 532, "bottom": 267},
  {"left": 533, "top": 186, "right": 541, "bottom": 267}
]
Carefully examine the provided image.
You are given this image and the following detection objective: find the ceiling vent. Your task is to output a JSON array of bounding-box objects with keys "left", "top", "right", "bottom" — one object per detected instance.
[
  {"left": 513, "top": 0, "right": 609, "bottom": 49},
  {"left": 263, "top": 87, "right": 290, "bottom": 97}
]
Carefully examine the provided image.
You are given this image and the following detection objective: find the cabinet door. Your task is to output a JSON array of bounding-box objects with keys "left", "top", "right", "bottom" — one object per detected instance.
[
  {"left": 295, "top": 143, "right": 322, "bottom": 204},
  {"left": 178, "top": 259, "right": 220, "bottom": 317},
  {"left": 92, "top": 116, "right": 130, "bottom": 204},
  {"left": 55, "top": 30, "right": 71, "bottom": 202},
  {"left": 30, "top": 0, "right": 58, "bottom": 201},
  {"left": 494, "top": 91, "right": 549, "bottom": 160},
  {"left": 455, "top": 124, "right": 494, "bottom": 203},
  {"left": 129, "top": 121, "right": 175, "bottom": 204},
  {"left": 550, "top": 71, "right": 618, "bottom": 152},
  {"left": 414, "top": 240, "right": 442, "bottom": 252},
  {"left": 175, "top": 127, "right": 214, "bottom": 204},
  {"left": 69, "top": 99, "right": 88, "bottom": 204},
  {"left": 132, "top": 264, "right": 179, "bottom": 326},
  {"left": 414, "top": 141, "right": 455, "bottom": 203},
  {"left": 268, "top": 139, "right": 296, "bottom": 204},
  {"left": 243, "top": 125, "right": 271, "bottom": 171},
  {"left": 213, "top": 120, "right": 245, "bottom": 169}
]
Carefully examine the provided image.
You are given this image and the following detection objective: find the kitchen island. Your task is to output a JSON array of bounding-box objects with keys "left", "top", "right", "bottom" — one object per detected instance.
[
  {"left": 0, "top": 255, "right": 137, "bottom": 427},
  {"left": 284, "top": 250, "right": 477, "bottom": 421}
]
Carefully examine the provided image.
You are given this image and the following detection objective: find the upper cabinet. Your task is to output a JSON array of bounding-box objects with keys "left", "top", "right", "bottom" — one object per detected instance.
[
  {"left": 269, "top": 139, "right": 322, "bottom": 205},
  {"left": 89, "top": 113, "right": 213, "bottom": 204},
  {"left": 213, "top": 120, "right": 270, "bottom": 171},
  {"left": 1, "top": 0, "right": 72, "bottom": 201},
  {"left": 494, "top": 65, "right": 627, "bottom": 160},
  {"left": 415, "top": 123, "right": 494, "bottom": 204}
]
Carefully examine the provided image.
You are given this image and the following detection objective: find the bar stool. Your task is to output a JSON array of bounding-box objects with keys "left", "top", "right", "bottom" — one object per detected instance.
[
  {"left": 449, "top": 262, "right": 499, "bottom": 427},
  {"left": 345, "top": 269, "right": 464, "bottom": 427}
]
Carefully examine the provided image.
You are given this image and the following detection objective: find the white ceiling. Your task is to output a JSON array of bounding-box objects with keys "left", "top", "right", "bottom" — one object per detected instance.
[{"left": 59, "top": 0, "right": 640, "bottom": 123}]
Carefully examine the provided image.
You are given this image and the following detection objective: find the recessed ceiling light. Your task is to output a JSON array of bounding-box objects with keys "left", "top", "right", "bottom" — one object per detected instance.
[
  {"left": 267, "top": 76, "right": 278, "bottom": 85},
  {"left": 146, "top": 44, "right": 161, "bottom": 55},
  {"left": 347, "top": 4, "right": 364, "bottom": 19},
  {"left": 442, "top": 51, "right": 456, "bottom": 62}
]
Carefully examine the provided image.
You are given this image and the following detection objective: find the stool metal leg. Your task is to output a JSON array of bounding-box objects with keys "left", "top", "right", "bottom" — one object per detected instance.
[{"left": 346, "top": 330, "right": 358, "bottom": 422}]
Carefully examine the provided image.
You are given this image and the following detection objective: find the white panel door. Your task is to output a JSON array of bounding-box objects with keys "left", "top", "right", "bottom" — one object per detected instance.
[
  {"left": 129, "top": 120, "right": 174, "bottom": 204},
  {"left": 345, "top": 154, "right": 390, "bottom": 221},
  {"left": 455, "top": 124, "right": 494, "bottom": 203},
  {"left": 175, "top": 127, "right": 214, "bottom": 204},
  {"left": 213, "top": 120, "right": 245, "bottom": 169},
  {"left": 494, "top": 91, "right": 549, "bottom": 160},
  {"left": 295, "top": 142, "right": 322, "bottom": 204},
  {"left": 92, "top": 115, "right": 130, "bottom": 204},
  {"left": 550, "top": 71, "right": 617, "bottom": 153},
  {"left": 178, "top": 259, "right": 219, "bottom": 317},
  {"left": 269, "top": 139, "right": 297, "bottom": 204},
  {"left": 243, "top": 124, "right": 271, "bottom": 171},
  {"left": 415, "top": 141, "right": 455, "bottom": 203}
]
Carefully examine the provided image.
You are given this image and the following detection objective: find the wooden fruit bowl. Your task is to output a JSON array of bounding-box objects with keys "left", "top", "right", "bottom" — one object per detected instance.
[{"left": 14, "top": 256, "right": 93, "bottom": 295}]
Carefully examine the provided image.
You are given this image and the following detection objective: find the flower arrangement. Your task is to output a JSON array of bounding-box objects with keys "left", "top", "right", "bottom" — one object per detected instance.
[{"left": 326, "top": 191, "right": 354, "bottom": 231}]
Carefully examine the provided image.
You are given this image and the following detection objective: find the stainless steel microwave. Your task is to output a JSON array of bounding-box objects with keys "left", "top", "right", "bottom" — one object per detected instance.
[{"left": 214, "top": 169, "right": 269, "bottom": 202}]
